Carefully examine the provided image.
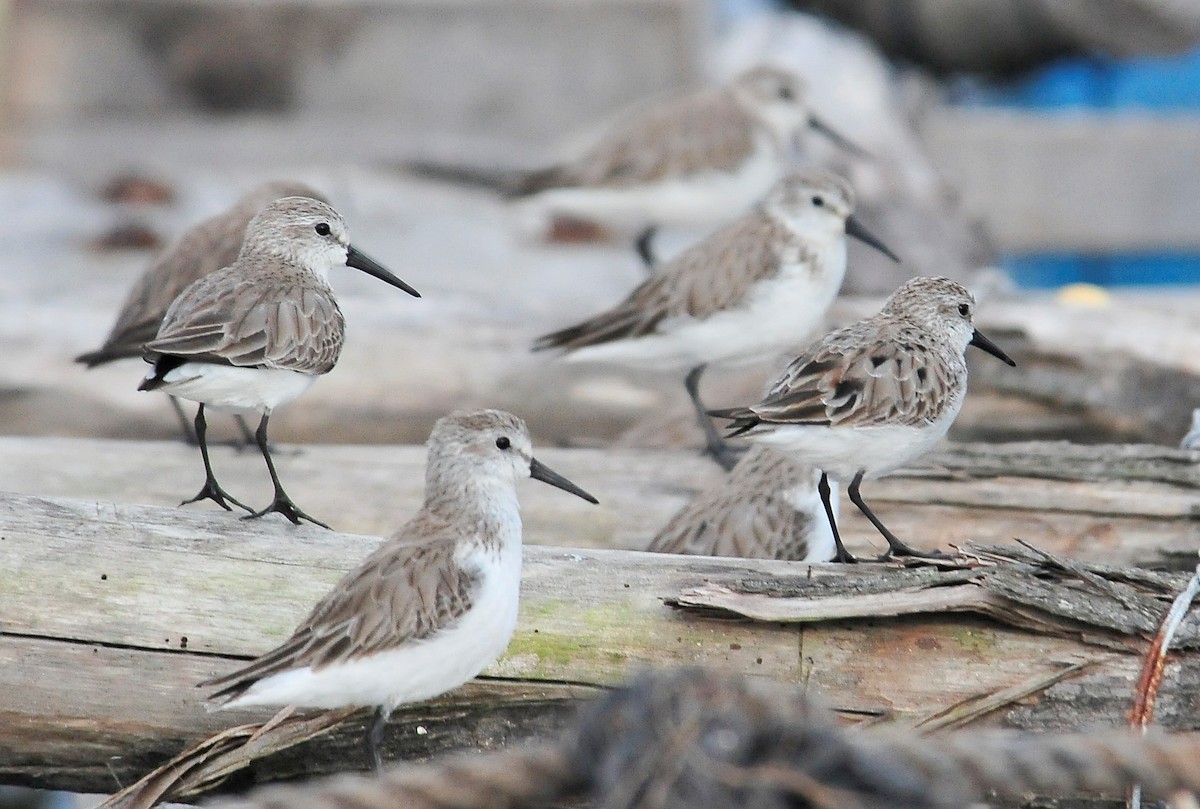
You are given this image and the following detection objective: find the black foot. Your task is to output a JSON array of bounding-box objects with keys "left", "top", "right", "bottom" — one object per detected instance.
[
  {"left": 833, "top": 547, "right": 860, "bottom": 564},
  {"left": 877, "top": 542, "right": 950, "bottom": 561},
  {"left": 244, "top": 493, "right": 331, "bottom": 530},
  {"left": 365, "top": 707, "right": 388, "bottom": 772},
  {"left": 634, "top": 226, "right": 657, "bottom": 269},
  {"left": 181, "top": 479, "right": 252, "bottom": 513}
]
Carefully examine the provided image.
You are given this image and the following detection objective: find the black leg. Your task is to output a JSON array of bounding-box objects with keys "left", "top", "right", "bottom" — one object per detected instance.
[
  {"left": 634, "top": 226, "right": 657, "bottom": 270},
  {"left": 181, "top": 404, "right": 252, "bottom": 513},
  {"left": 232, "top": 415, "right": 256, "bottom": 451},
  {"left": 169, "top": 396, "right": 198, "bottom": 446},
  {"left": 365, "top": 706, "right": 389, "bottom": 772},
  {"left": 819, "top": 472, "right": 856, "bottom": 564},
  {"left": 244, "top": 413, "right": 331, "bottom": 529},
  {"left": 684, "top": 365, "right": 745, "bottom": 472},
  {"left": 847, "top": 471, "right": 945, "bottom": 560}
]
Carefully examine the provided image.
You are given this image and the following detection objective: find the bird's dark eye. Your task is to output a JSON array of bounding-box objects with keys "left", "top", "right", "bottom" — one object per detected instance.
[
  {"left": 495, "top": 436, "right": 511, "bottom": 450},
  {"left": 314, "top": 223, "right": 331, "bottom": 236},
  {"left": 812, "top": 196, "right": 824, "bottom": 207},
  {"left": 958, "top": 303, "right": 970, "bottom": 317},
  {"left": 778, "top": 86, "right": 794, "bottom": 100}
]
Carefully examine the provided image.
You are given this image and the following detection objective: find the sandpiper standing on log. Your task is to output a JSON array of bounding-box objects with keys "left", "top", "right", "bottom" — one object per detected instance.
[
  {"left": 200, "top": 409, "right": 598, "bottom": 770},
  {"left": 510, "top": 65, "right": 864, "bottom": 266},
  {"left": 710, "top": 276, "right": 1015, "bottom": 561},
  {"left": 139, "top": 196, "right": 420, "bottom": 528},
  {"left": 533, "top": 169, "right": 897, "bottom": 469},
  {"left": 647, "top": 444, "right": 837, "bottom": 562},
  {"left": 77, "top": 180, "right": 329, "bottom": 445}
]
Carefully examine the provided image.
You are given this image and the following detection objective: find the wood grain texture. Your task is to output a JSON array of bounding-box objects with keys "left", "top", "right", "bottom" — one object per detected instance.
[
  {"left": 3, "top": 488, "right": 1200, "bottom": 795},
  {"left": 0, "top": 437, "right": 1195, "bottom": 564}
]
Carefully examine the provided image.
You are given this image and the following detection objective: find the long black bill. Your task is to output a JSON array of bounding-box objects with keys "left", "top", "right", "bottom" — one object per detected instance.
[
  {"left": 845, "top": 214, "right": 900, "bottom": 263},
  {"left": 529, "top": 457, "right": 599, "bottom": 504},
  {"left": 969, "top": 328, "right": 1016, "bottom": 367},
  {"left": 809, "top": 114, "right": 871, "bottom": 158},
  {"left": 346, "top": 246, "right": 421, "bottom": 298}
]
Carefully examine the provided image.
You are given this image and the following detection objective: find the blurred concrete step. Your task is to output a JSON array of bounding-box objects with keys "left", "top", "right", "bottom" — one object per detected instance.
[{"left": 3, "top": 0, "right": 704, "bottom": 167}]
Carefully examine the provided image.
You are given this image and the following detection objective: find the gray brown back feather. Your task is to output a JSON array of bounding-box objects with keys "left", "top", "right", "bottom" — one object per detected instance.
[
  {"left": 143, "top": 265, "right": 345, "bottom": 375},
  {"left": 534, "top": 211, "right": 797, "bottom": 351},
  {"left": 721, "top": 318, "right": 960, "bottom": 433},
  {"left": 76, "top": 181, "right": 326, "bottom": 366},
  {"left": 201, "top": 518, "right": 478, "bottom": 704},
  {"left": 648, "top": 446, "right": 819, "bottom": 560},
  {"left": 515, "top": 87, "right": 758, "bottom": 195}
]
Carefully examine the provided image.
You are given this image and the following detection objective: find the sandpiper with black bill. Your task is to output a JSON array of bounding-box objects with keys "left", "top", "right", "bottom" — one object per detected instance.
[
  {"left": 200, "top": 409, "right": 598, "bottom": 770},
  {"left": 78, "top": 180, "right": 329, "bottom": 445},
  {"left": 415, "top": 65, "right": 864, "bottom": 267},
  {"left": 139, "top": 196, "right": 420, "bottom": 529},
  {"left": 533, "top": 169, "right": 897, "bottom": 469},
  {"left": 710, "top": 276, "right": 1016, "bottom": 562}
]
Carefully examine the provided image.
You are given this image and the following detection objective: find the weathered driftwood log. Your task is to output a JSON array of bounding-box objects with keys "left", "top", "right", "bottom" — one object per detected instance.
[
  {"left": 0, "top": 438, "right": 1197, "bottom": 565},
  {"left": 2, "top": 490, "right": 1200, "bottom": 798}
]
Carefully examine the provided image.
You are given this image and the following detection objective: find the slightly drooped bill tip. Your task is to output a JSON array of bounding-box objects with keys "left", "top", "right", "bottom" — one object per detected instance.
[
  {"left": 808, "top": 114, "right": 872, "bottom": 159},
  {"left": 969, "top": 328, "right": 1016, "bottom": 366},
  {"left": 845, "top": 214, "right": 900, "bottom": 264},
  {"left": 529, "top": 457, "right": 599, "bottom": 504},
  {"left": 346, "top": 246, "right": 421, "bottom": 297}
]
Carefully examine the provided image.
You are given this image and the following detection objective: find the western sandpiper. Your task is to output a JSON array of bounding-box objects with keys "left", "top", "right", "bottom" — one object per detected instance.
[
  {"left": 647, "top": 445, "right": 836, "bottom": 562},
  {"left": 533, "top": 169, "right": 896, "bottom": 468},
  {"left": 200, "top": 409, "right": 598, "bottom": 770},
  {"left": 511, "top": 65, "right": 863, "bottom": 266},
  {"left": 710, "top": 276, "right": 1015, "bottom": 561},
  {"left": 77, "top": 180, "right": 328, "bottom": 444},
  {"left": 139, "top": 196, "right": 420, "bottom": 528}
]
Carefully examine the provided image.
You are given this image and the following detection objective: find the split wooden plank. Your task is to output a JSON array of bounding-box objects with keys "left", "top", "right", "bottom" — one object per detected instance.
[
  {"left": 2, "top": 490, "right": 1200, "bottom": 795},
  {"left": 0, "top": 437, "right": 1195, "bottom": 564}
]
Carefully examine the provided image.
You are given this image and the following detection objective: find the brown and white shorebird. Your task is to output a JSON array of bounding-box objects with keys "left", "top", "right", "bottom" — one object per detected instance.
[
  {"left": 533, "top": 169, "right": 896, "bottom": 469},
  {"left": 710, "top": 276, "right": 1015, "bottom": 561},
  {"left": 647, "top": 445, "right": 837, "bottom": 562},
  {"left": 139, "top": 196, "right": 420, "bottom": 528},
  {"left": 509, "top": 65, "right": 863, "bottom": 266},
  {"left": 200, "top": 409, "right": 598, "bottom": 770},
  {"left": 76, "top": 180, "right": 328, "bottom": 444}
]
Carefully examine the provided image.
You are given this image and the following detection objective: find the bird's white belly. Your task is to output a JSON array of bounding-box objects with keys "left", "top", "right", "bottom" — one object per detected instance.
[
  {"left": 151, "top": 363, "right": 318, "bottom": 415},
  {"left": 751, "top": 420, "right": 954, "bottom": 482},
  {"left": 226, "top": 547, "right": 523, "bottom": 712},
  {"left": 517, "top": 145, "right": 783, "bottom": 233},
  {"left": 566, "top": 249, "right": 845, "bottom": 370}
]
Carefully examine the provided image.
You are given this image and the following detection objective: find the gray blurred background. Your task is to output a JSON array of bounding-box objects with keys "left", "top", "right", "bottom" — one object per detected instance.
[{"left": 3, "top": 0, "right": 1200, "bottom": 448}]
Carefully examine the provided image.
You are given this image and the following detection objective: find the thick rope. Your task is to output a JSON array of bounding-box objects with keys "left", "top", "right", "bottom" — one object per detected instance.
[
  {"left": 212, "top": 668, "right": 1200, "bottom": 809},
  {"left": 212, "top": 745, "right": 574, "bottom": 809}
]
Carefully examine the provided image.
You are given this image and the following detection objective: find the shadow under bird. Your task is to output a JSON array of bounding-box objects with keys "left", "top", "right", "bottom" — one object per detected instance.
[
  {"left": 199, "top": 409, "right": 598, "bottom": 770},
  {"left": 139, "top": 196, "right": 420, "bottom": 529},
  {"left": 533, "top": 169, "right": 897, "bottom": 470},
  {"left": 77, "top": 180, "right": 329, "bottom": 445},
  {"left": 710, "top": 276, "right": 1016, "bottom": 562},
  {"left": 647, "top": 444, "right": 838, "bottom": 562}
]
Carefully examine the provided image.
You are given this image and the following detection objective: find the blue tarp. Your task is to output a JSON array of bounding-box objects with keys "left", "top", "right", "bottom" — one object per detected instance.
[{"left": 955, "top": 47, "right": 1200, "bottom": 287}]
